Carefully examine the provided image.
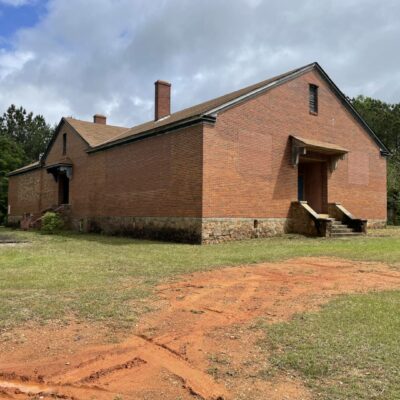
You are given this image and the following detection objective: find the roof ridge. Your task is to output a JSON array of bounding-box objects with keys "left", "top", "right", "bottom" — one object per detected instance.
[
  {"left": 65, "top": 116, "right": 129, "bottom": 130},
  {"left": 96, "top": 62, "right": 317, "bottom": 147}
]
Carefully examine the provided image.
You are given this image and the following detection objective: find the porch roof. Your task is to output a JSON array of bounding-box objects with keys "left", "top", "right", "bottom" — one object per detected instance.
[
  {"left": 291, "top": 135, "right": 349, "bottom": 155},
  {"left": 45, "top": 157, "right": 73, "bottom": 170},
  {"left": 45, "top": 157, "right": 73, "bottom": 180},
  {"left": 291, "top": 136, "right": 348, "bottom": 155}
]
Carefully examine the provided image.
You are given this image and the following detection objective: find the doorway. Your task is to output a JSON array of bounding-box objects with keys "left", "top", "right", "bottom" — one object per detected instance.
[
  {"left": 58, "top": 173, "right": 69, "bottom": 205},
  {"left": 297, "top": 161, "right": 327, "bottom": 213}
]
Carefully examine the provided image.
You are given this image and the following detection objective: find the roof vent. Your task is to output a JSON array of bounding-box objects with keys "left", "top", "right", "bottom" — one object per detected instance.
[{"left": 93, "top": 114, "right": 107, "bottom": 125}]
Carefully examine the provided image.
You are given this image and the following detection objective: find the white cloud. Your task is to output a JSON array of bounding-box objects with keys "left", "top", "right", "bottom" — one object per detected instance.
[
  {"left": 0, "top": 49, "right": 34, "bottom": 79},
  {"left": 0, "top": 0, "right": 400, "bottom": 126}
]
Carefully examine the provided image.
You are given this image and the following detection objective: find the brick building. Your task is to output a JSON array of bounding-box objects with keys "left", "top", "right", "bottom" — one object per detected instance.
[{"left": 7, "top": 63, "right": 389, "bottom": 243}]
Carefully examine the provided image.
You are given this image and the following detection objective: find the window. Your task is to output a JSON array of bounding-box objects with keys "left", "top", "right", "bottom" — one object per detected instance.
[
  {"left": 62, "top": 133, "right": 67, "bottom": 155},
  {"left": 309, "top": 84, "right": 318, "bottom": 114}
]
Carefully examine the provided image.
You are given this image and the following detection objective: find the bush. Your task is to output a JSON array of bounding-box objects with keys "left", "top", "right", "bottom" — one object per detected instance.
[{"left": 41, "top": 211, "right": 64, "bottom": 233}]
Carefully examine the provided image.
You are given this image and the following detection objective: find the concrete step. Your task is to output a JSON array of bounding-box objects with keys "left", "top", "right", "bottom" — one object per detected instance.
[
  {"left": 331, "top": 232, "right": 363, "bottom": 237},
  {"left": 332, "top": 223, "right": 353, "bottom": 228},
  {"left": 331, "top": 226, "right": 352, "bottom": 232}
]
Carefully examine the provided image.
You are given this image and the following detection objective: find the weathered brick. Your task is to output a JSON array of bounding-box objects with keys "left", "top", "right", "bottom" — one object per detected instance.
[{"left": 7, "top": 68, "right": 387, "bottom": 243}]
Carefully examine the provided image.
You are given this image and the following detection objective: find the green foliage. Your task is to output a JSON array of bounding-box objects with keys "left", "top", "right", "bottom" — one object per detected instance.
[
  {"left": 387, "top": 151, "right": 400, "bottom": 224},
  {"left": 351, "top": 96, "right": 400, "bottom": 224},
  {"left": 351, "top": 96, "right": 400, "bottom": 150},
  {"left": 0, "top": 104, "right": 53, "bottom": 163},
  {"left": 0, "top": 135, "right": 24, "bottom": 222},
  {"left": 0, "top": 105, "right": 54, "bottom": 224},
  {"left": 41, "top": 212, "right": 64, "bottom": 233},
  {"left": 265, "top": 291, "right": 400, "bottom": 399}
]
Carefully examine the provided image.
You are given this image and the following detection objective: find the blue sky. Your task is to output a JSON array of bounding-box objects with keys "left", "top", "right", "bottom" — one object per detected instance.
[
  {"left": 0, "top": 1, "right": 47, "bottom": 46},
  {"left": 0, "top": 0, "right": 399, "bottom": 126}
]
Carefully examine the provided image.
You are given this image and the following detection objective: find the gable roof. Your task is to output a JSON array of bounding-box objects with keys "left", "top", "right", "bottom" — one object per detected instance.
[
  {"left": 9, "top": 62, "right": 390, "bottom": 176},
  {"left": 64, "top": 118, "right": 129, "bottom": 147},
  {"left": 94, "top": 63, "right": 312, "bottom": 149},
  {"left": 89, "top": 62, "right": 389, "bottom": 156},
  {"left": 38, "top": 117, "right": 129, "bottom": 164}
]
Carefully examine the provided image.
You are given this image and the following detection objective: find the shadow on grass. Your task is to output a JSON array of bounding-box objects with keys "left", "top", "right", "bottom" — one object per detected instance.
[
  {"left": 0, "top": 231, "right": 28, "bottom": 243},
  {"left": 43, "top": 229, "right": 197, "bottom": 247}
]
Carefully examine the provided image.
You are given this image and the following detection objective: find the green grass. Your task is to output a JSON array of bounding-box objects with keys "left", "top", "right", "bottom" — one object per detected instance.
[
  {"left": 0, "top": 226, "right": 400, "bottom": 330},
  {"left": 263, "top": 291, "right": 400, "bottom": 399}
]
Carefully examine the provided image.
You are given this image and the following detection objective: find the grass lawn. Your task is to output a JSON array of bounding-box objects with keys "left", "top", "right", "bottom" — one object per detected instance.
[
  {"left": 1, "top": 226, "right": 400, "bottom": 399},
  {"left": 0, "top": 226, "right": 400, "bottom": 330},
  {"left": 263, "top": 291, "right": 400, "bottom": 399}
]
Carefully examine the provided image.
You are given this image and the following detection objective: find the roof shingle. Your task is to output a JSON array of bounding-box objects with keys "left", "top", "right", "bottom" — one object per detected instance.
[
  {"left": 65, "top": 118, "right": 129, "bottom": 147},
  {"left": 96, "top": 63, "right": 313, "bottom": 148}
]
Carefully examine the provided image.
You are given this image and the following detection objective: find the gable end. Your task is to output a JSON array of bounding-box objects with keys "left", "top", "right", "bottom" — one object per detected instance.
[
  {"left": 203, "top": 62, "right": 390, "bottom": 157},
  {"left": 41, "top": 118, "right": 90, "bottom": 163}
]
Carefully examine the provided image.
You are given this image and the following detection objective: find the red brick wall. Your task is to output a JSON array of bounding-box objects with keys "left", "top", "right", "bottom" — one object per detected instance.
[
  {"left": 46, "top": 123, "right": 94, "bottom": 216},
  {"left": 52, "top": 122, "right": 203, "bottom": 219},
  {"left": 8, "top": 169, "right": 42, "bottom": 216},
  {"left": 9, "top": 122, "right": 203, "bottom": 221},
  {"left": 203, "top": 69, "right": 387, "bottom": 221},
  {"left": 8, "top": 68, "right": 387, "bottom": 227},
  {"left": 84, "top": 125, "right": 203, "bottom": 218},
  {"left": 8, "top": 168, "right": 60, "bottom": 218}
]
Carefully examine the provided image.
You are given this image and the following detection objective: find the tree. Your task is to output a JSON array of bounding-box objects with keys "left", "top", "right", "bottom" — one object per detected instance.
[
  {"left": 352, "top": 96, "right": 400, "bottom": 225},
  {"left": 0, "top": 105, "right": 53, "bottom": 164},
  {"left": 0, "top": 105, "right": 54, "bottom": 223},
  {"left": 387, "top": 150, "right": 400, "bottom": 225},
  {"left": 352, "top": 96, "right": 400, "bottom": 150},
  {"left": 0, "top": 135, "right": 25, "bottom": 222}
]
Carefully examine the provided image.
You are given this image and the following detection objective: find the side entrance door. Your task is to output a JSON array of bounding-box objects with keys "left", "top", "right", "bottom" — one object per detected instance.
[
  {"left": 298, "top": 174, "right": 304, "bottom": 201},
  {"left": 58, "top": 173, "right": 69, "bottom": 205}
]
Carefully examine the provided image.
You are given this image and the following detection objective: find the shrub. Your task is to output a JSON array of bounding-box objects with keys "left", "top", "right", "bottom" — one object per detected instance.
[{"left": 41, "top": 212, "right": 64, "bottom": 233}]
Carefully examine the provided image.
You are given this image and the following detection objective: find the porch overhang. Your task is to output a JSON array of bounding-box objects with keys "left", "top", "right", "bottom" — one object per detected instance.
[
  {"left": 291, "top": 135, "right": 348, "bottom": 172},
  {"left": 45, "top": 158, "right": 73, "bottom": 181}
]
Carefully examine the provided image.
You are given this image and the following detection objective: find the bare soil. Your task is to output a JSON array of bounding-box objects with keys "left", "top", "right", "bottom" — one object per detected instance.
[{"left": 1, "top": 257, "right": 400, "bottom": 400}]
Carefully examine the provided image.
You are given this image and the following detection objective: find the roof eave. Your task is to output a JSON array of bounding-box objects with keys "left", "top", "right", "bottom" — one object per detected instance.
[
  {"left": 7, "top": 163, "right": 41, "bottom": 177},
  {"left": 205, "top": 62, "right": 317, "bottom": 117},
  {"left": 87, "top": 115, "right": 216, "bottom": 153}
]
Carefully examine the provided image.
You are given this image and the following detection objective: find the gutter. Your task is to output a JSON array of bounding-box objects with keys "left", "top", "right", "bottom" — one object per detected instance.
[
  {"left": 87, "top": 115, "right": 216, "bottom": 154},
  {"left": 7, "top": 163, "right": 42, "bottom": 177}
]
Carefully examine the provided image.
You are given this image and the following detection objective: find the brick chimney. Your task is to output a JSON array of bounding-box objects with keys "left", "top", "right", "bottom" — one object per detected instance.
[
  {"left": 93, "top": 114, "right": 107, "bottom": 124},
  {"left": 154, "top": 80, "right": 171, "bottom": 120}
]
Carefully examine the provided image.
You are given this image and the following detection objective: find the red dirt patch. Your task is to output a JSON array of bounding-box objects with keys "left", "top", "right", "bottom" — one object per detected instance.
[{"left": 1, "top": 257, "right": 400, "bottom": 399}]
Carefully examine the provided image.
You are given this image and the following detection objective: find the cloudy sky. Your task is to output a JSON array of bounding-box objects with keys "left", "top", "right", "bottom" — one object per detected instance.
[{"left": 0, "top": 0, "right": 399, "bottom": 127}]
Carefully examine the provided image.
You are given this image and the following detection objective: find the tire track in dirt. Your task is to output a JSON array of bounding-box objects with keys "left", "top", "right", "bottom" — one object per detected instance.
[{"left": 1, "top": 257, "right": 400, "bottom": 399}]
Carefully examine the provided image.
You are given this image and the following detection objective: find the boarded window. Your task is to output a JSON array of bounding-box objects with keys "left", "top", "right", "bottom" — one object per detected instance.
[
  {"left": 348, "top": 151, "right": 369, "bottom": 185},
  {"left": 309, "top": 84, "right": 318, "bottom": 114},
  {"left": 236, "top": 130, "right": 272, "bottom": 180}
]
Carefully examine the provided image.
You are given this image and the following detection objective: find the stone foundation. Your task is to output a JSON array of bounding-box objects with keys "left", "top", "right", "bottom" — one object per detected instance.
[
  {"left": 10, "top": 212, "right": 387, "bottom": 243},
  {"left": 5, "top": 215, "right": 22, "bottom": 228},
  {"left": 72, "top": 216, "right": 203, "bottom": 244},
  {"left": 288, "top": 202, "right": 321, "bottom": 236},
  {"left": 367, "top": 219, "right": 387, "bottom": 229},
  {"left": 71, "top": 216, "right": 290, "bottom": 244},
  {"left": 201, "top": 218, "right": 289, "bottom": 244}
]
